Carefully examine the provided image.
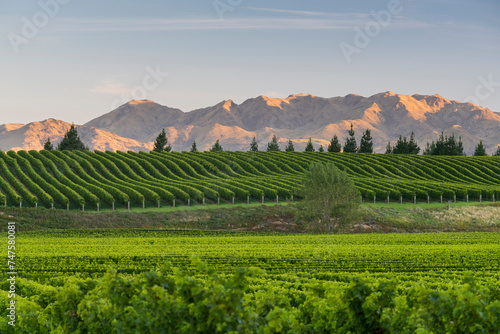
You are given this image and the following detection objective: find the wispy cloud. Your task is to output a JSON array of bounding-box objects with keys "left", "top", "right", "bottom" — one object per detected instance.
[
  {"left": 245, "top": 7, "right": 369, "bottom": 18},
  {"left": 37, "top": 16, "right": 434, "bottom": 34}
]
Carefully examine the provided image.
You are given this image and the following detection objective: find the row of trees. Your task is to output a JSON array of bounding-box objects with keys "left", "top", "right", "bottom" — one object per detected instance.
[
  {"left": 47, "top": 125, "right": 500, "bottom": 157},
  {"left": 247, "top": 124, "right": 374, "bottom": 154}
]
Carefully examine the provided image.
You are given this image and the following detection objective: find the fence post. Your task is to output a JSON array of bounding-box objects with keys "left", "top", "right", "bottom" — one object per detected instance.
[
  {"left": 217, "top": 197, "right": 220, "bottom": 206},
  {"left": 97, "top": 203, "right": 99, "bottom": 212},
  {"left": 35, "top": 202, "right": 38, "bottom": 209},
  {"left": 112, "top": 202, "right": 115, "bottom": 211},
  {"left": 173, "top": 199, "right": 176, "bottom": 208},
  {"left": 466, "top": 195, "right": 469, "bottom": 203},
  {"left": 360, "top": 196, "right": 363, "bottom": 204},
  {"left": 232, "top": 197, "right": 235, "bottom": 205},
  {"left": 158, "top": 200, "right": 160, "bottom": 208},
  {"left": 203, "top": 197, "right": 206, "bottom": 205},
  {"left": 51, "top": 203, "right": 54, "bottom": 209},
  {"left": 387, "top": 196, "right": 390, "bottom": 204},
  {"left": 188, "top": 199, "right": 190, "bottom": 207},
  {"left": 440, "top": 195, "right": 443, "bottom": 204},
  {"left": 414, "top": 196, "right": 416, "bottom": 204},
  {"left": 276, "top": 195, "right": 279, "bottom": 204},
  {"left": 373, "top": 195, "right": 376, "bottom": 204},
  {"left": 82, "top": 204, "right": 85, "bottom": 212},
  {"left": 427, "top": 196, "right": 430, "bottom": 204},
  {"left": 127, "top": 202, "right": 130, "bottom": 211},
  {"left": 262, "top": 196, "right": 264, "bottom": 204},
  {"left": 400, "top": 196, "right": 403, "bottom": 204},
  {"left": 480, "top": 194, "right": 482, "bottom": 203},
  {"left": 142, "top": 200, "right": 145, "bottom": 209},
  {"left": 247, "top": 196, "right": 249, "bottom": 204},
  {"left": 454, "top": 195, "right": 456, "bottom": 203},
  {"left": 291, "top": 195, "right": 293, "bottom": 202},
  {"left": 67, "top": 203, "right": 69, "bottom": 211}
]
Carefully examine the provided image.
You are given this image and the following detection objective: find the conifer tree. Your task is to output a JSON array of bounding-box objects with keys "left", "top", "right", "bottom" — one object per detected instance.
[
  {"left": 327, "top": 135, "right": 341, "bottom": 153},
  {"left": 318, "top": 145, "right": 324, "bottom": 152},
  {"left": 43, "top": 138, "right": 54, "bottom": 151},
  {"left": 304, "top": 138, "right": 315, "bottom": 152},
  {"left": 493, "top": 146, "right": 500, "bottom": 156},
  {"left": 152, "top": 128, "right": 172, "bottom": 152},
  {"left": 57, "top": 124, "right": 88, "bottom": 151},
  {"left": 250, "top": 137, "right": 258, "bottom": 152},
  {"left": 391, "top": 132, "right": 420, "bottom": 154},
  {"left": 266, "top": 135, "right": 280, "bottom": 151},
  {"left": 190, "top": 141, "right": 198, "bottom": 152},
  {"left": 474, "top": 140, "right": 487, "bottom": 156},
  {"left": 285, "top": 140, "right": 295, "bottom": 152},
  {"left": 408, "top": 132, "right": 420, "bottom": 154},
  {"left": 423, "top": 141, "right": 435, "bottom": 155},
  {"left": 423, "top": 132, "right": 464, "bottom": 156},
  {"left": 210, "top": 139, "right": 223, "bottom": 152},
  {"left": 385, "top": 142, "right": 392, "bottom": 154},
  {"left": 358, "top": 129, "right": 373, "bottom": 153},
  {"left": 343, "top": 124, "right": 357, "bottom": 153}
]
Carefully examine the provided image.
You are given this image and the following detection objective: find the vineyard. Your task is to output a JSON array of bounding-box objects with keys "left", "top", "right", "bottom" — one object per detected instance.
[
  {"left": 1, "top": 230, "right": 499, "bottom": 332},
  {"left": 0, "top": 150, "right": 500, "bottom": 210}
]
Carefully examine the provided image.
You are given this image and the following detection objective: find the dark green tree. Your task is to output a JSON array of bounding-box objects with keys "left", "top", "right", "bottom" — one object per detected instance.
[
  {"left": 408, "top": 132, "right": 420, "bottom": 154},
  {"left": 266, "top": 135, "right": 280, "bottom": 151},
  {"left": 285, "top": 140, "right": 295, "bottom": 152},
  {"left": 358, "top": 129, "right": 373, "bottom": 153},
  {"left": 297, "top": 162, "right": 360, "bottom": 232},
  {"left": 57, "top": 124, "right": 88, "bottom": 151},
  {"left": 423, "top": 132, "right": 464, "bottom": 156},
  {"left": 249, "top": 137, "right": 258, "bottom": 152},
  {"left": 327, "top": 135, "right": 341, "bottom": 153},
  {"left": 385, "top": 142, "right": 392, "bottom": 154},
  {"left": 392, "top": 132, "right": 420, "bottom": 154},
  {"left": 318, "top": 145, "right": 324, "bottom": 152},
  {"left": 423, "top": 141, "right": 435, "bottom": 155},
  {"left": 210, "top": 139, "right": 223, "bottom": 152},
  {"left": 43, "top": 138, "right": 54, "bottom": 151},
  {"left": 473, "top": 140, "right": 487, "bottom": 156},
  {"left": 343, "top": 124, "right": 357, "bottom": 153},
  {"left": 152, "top": 128, "right": 172, "bottom": 152},
  {"left": 304, "top": 138, "right": 315, "bottom": 152},
  {"left": 493, "top": 146, "right": 500, "bottom": 156},
  {"left": 190, "top": 141, "right": 198, "bottom": 152}
]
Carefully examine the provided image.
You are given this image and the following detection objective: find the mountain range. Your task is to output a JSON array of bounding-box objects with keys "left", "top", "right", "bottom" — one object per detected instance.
[{"left": 2, "top": 92, "right": 500, "bottom": 155}]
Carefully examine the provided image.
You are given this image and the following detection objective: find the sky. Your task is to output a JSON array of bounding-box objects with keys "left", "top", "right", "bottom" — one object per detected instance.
[{"left": 1, "top": 0, "right": 499, "bottom": 125}]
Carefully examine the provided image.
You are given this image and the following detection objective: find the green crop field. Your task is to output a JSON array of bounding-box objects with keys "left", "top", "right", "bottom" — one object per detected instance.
[
  {"left": 0, "top": 150, "right": 499, "bottom": 211},
  {"left": 1, "top": 230, "right": 499, "bottom": 332}
]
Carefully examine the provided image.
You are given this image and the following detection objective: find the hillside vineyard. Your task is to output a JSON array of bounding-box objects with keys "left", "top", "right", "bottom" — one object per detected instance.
[{"left": 0, "top": 151, "right": 499, "bottom": 210}]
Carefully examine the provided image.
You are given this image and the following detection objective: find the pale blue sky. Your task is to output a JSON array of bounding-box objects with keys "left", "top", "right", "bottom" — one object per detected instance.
[{"left": 1, "top": 0, "right": 499, "bottom": 124}]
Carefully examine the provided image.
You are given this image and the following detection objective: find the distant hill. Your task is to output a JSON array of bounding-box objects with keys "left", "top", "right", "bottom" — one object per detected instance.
[
  {"left": 2, "top": 92, "right": 499, "bottom": 154},
  {"left": 0, "top": 119, "right": 152, "bottom": 152}
]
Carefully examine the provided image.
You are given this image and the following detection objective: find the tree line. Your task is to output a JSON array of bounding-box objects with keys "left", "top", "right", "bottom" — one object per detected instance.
[{"left": 45, "top": 124, "right": 500, "bottom": 156}]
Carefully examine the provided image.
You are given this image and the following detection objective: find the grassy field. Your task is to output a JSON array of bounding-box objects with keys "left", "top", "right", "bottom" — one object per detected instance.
[{"left": 1, "top": 201, "right": 499, "bottom": 233}]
